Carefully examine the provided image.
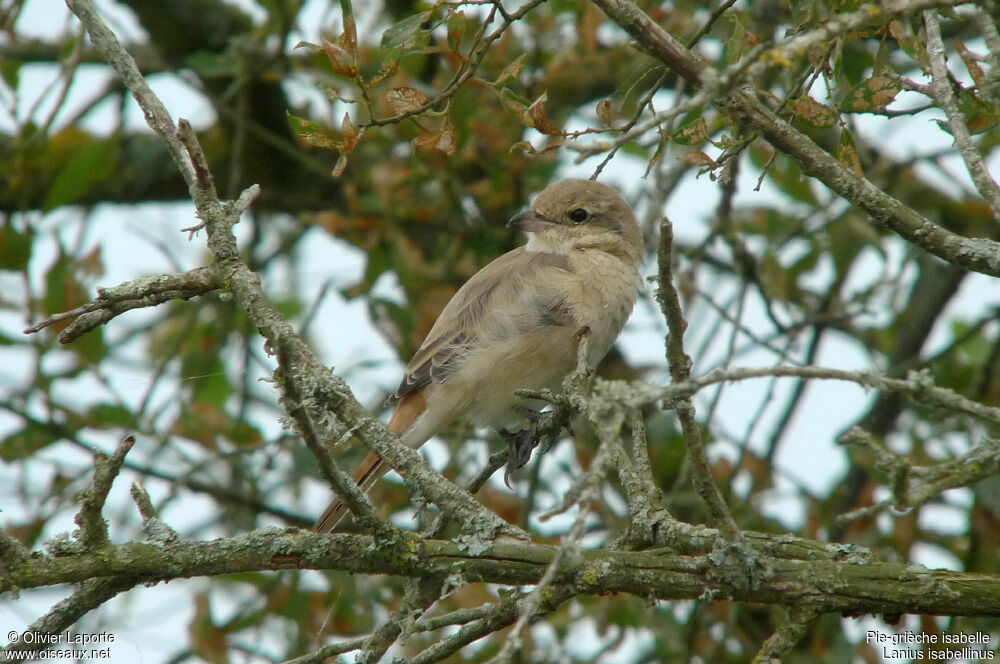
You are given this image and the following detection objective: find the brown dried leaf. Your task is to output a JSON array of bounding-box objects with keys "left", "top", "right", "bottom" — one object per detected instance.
[
  {"left": 837, "top": 130, "right": 863, "bottom": 175},
  {"left": 341, "top": 113, "right": 358, "bottom": 152},
  {"left": 413, "top": 118, "right": 458, "bottom": 155},
  {"left": 672, "top": 118, "right": 710, "bottom": 146},
  {"left": 412, "top": 130, "right": 438, "bottom": 151},
  {"left": 332, "top": 154, "right": 348, "bottom": 178},
  {"left": 341, "top": 13, "right": 358, "bottom": 53},
  {"left": 681, "top": 150, "right": 717, "bottom": 167},
  {"left": 387, "top": 86, "right": 430, "bottom": 115},
  {"left": 596, "top": 99, "right": 613, "bottom": 127},
  {"left": 494, "top": 53, "right": 527, "bottom": 86},
  {"left": 791, "top": 95, "right": 837, "bottom": 128},
  {"left": 322, "top": 39, "right": 357, "bottom": 78},
  {"left": 955, "top": 40, "right": 988, "bottom": 92},
  {"left": 543, "top": 136, "right": 563, "bottom": 152},
  {"left": 371, "top": 56, "right": 399, "bottom": 86},
  {"left": 525, "top": 92, "right": 560, "bottom": 135},
  {"left": 436, "top": 119, "right": 457, "bottom": 155}
]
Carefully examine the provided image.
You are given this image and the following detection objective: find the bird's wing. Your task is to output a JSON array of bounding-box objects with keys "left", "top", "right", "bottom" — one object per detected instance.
[{"left": 394, "top": 247, "right": 573, "bottom": 397}]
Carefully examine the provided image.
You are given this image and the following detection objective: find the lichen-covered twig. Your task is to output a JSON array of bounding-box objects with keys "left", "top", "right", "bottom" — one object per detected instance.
[
  {"left": 23, "top": 266, "right": 221, "bottom": 342},
  {"left": 923, "top": 10, "right": 1000, "bottom": 221},
  {"left": 657, "top": 217, "right": 740, "bottom": 538},
  {"left": 74, "top": 435, "right": 135, "bottom": 550}
]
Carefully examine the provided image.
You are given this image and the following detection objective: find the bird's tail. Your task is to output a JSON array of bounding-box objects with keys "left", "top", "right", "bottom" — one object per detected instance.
[{"left": 312, "top": 391, "right": 426, "bottom": 532}]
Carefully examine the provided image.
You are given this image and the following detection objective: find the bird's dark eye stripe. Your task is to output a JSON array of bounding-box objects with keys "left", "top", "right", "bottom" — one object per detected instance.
[{"left": 569, "top": 208, "right": 588, "bottom": 223}]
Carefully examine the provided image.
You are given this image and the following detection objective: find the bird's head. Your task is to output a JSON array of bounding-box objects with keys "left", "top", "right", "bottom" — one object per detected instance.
[{"left": 508, "top": 179, "right": 642, "bottom": 264}]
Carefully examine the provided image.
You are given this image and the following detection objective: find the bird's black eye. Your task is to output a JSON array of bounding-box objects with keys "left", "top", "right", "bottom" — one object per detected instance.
[{"left": 569, "top": 208, "right": 589, "bottom": 224}]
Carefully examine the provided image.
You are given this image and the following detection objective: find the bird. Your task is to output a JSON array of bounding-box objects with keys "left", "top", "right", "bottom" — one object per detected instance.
[{"left": 314, "top": 179, "right": 643, "bottom": 532}]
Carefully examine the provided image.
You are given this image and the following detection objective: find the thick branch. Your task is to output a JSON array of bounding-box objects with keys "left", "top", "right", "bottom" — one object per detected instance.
[{"left": 4, "top": 528, "right": 999, "bottom": 616}]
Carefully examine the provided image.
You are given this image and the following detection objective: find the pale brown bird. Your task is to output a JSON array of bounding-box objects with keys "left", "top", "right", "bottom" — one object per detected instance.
[{"left": 314, "top": 179, "right": 643, "bottom": 532}]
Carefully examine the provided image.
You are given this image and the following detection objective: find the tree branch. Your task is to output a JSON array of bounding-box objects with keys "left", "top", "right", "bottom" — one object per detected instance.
[
  {"left": 657, "top": 217, "right": 740, "bottom": 537},
  {"left": 590, "top": 0, "right": 1000, "bottom": 278},
  {"left": 923, "top": 9, "right": 1000, "bottom": 221},
  {"left": 65, "top": 0, "right": 195, "bottom": 188},
  {"left": 595, "top": 365, "right": 1000, "bottom": 428},
  {"left": 23, "top": 266, "right": 221, "bottom": 341},
  {"left": 4, "top": 528, "right": 1000, "bottom": 616}
]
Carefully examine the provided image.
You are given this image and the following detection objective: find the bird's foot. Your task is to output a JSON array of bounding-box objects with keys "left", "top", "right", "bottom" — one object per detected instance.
[{"left": 500, "top": 409, "right": 558, "bottom": 489}]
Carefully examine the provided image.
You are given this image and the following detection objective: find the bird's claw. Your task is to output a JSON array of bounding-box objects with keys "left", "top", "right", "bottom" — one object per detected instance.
[{"left": 500, "top": 409, "right": 556, "bottom": 489}]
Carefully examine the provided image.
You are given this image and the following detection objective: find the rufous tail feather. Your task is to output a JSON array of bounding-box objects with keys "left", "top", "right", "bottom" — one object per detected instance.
[{"left": 312, "top": 391, "right": 426, "bottom": 532}]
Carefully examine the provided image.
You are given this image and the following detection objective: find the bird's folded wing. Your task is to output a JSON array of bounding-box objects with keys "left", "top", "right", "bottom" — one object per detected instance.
[{"left": 394, "top": 247, "right": 573, "bottom": 397}]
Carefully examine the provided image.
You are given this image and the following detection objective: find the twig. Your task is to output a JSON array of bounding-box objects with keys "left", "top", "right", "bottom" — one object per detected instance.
[
  {"left": 360, "top": 0, "right": 548, "bottom": 129},
  {"left": 568, "top": 44, "right": 768, "bottom": 163},
  {"left": 410, "top": 588, "right": 575, "bottom": 664},
  {"left": 352, "top": 446, "right": 516, "bottom": 663},
  {"left": 130, "top": 482, "right": 179, "bottom": 544},
  {"left": 590, "top": 0, "right": 1000, "bottom": 278},
  {"left": 923, "top": 10, "right": 1000, "bottom": 221},
  {"left": 65, "top": 0, "right": 195, "bottom": 188},
  {"left": 593, "top": 365, "right": 1000, "bottom": 428},
  {"left": 656, "top": 218, "right": 740, "bottom": 538},
  {"left": 972, "top": 5, "right": 1000, "bottom": 95},
  {"left": 74, "top": 435, "right": 136, "bottom": 550},
  {"left": 4, "top": 577, "right": 138, "bottom": 656},
  {"left": 751, "top": 605, "right": 823, "bottom": 663},
  {"left": 280, "top": 636, "right": 370, "bottom": 664},
  {"left": 278, "top": 377, "right": 388, "bottom": 534},
  {"left": 835, "top": 429, "right": 1000, "bottom": 523},
  {"left": 23, "top": 266, "right": 221, "bottom": 337}
]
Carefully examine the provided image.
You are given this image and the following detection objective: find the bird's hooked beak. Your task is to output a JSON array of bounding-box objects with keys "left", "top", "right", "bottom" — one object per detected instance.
[{"left": 507, "top": 209, "right": 557, "bottom": 233}]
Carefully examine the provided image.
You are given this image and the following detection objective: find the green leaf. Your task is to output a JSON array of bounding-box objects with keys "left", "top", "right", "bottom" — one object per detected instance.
[
  {"left": 493, "top": 54, "right": 526, "bottom": 86},
  {"left": 0, "top": 224, "right": 32, "bottom": 271},
  {"left": 185, "top": 50, "right": 240, "bottom": 77},
  {"left": 42, "top": 137, "right": 117, "bottom": 212},
  {"left": 956, "top": 92, "right": 1000, "bottom": 134},
  {"left": 186, "top": 354, "right": 231, "bottom": 408},
  {"left": 70, "top": 326, "right": 107, "bottom": 365},
  {"left": 87, "top": 403, "right": 136, "bottom": 428},
  {"left": 380, "top": 11, "right": 431, "bottom": 49},
  {"left": 0, "top": 58, "right": 19, "bottom": 90},
  {"left": 446, "top": 10, "right": 465, "bottom": 51},
  {"left": 43, "top": 251, "right": 82, "bottom": 317},
  {"left": 286, "top": 112, "right": 341, "bottom": 150},
  {"left": 1, "top": 426, "right": 59, "bottom": 461}
]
